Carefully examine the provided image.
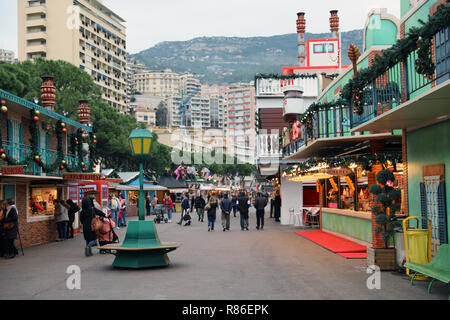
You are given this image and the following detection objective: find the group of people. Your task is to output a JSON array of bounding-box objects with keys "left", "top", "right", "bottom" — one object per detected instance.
[
  {"left": 107, "top": 193, "right": 127, "bottom": 229},
  {"left": 53, "top": 199, "right": 81, "bottom": 241},
  {"left": 170, "top": 190, "right": 281, "bottom": 232}
]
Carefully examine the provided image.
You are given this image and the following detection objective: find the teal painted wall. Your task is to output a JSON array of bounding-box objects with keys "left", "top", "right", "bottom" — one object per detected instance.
[
  {"left": 401, "top": 0, "right": 411, "bottom": 18},
  {"left": 364, "top": 15, "right": 398, "bottom": 51},
  {"left": 321, "top": 210, "right": 372, "bottom": 243},
  {"left": 407, "top": 120, "right": 450, "bottom": 236}
]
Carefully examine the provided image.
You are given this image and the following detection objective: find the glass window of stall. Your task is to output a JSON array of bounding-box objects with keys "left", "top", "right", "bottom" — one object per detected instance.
[{"left": 29, "top": 186, "right": 61, "bottom": 217}]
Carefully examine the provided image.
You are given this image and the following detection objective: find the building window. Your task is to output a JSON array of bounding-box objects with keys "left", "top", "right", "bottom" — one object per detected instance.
[{"left": 1, "top": 184, "right": 16, "bottom": 202}]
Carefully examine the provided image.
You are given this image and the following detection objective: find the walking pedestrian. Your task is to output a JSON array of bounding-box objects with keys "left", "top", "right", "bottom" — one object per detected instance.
[
  {"left": 178, "top": 192, "right": 191, "bottom": 226},
  {"left": 220, "top": 193, "right": 232, "bottom": 232},
  {"left": 170, "top": 193, "right": 176, "bottom": 213},
  {"left": 238, "top": 192, "right": 250, "bottom": 231},
  {"left": 270, "top": 193, "right": 275, "bottom": 218},
  {"left": 231, "top": 193, "right": 238, "bottom": 217},
  {"left": 254, "top": 192, "right": 268, "bottom": 230},
  {"left": 152, "top": 194, "right": 157, "bottom": 215},
  {"left": 274, "top": 191, "right": 282, "bottom": 222},
  {"left": 205, "top": 193, "right": 218, "bottom": 232},
  {"left": 108, "top": 193, "right": 120, "bottom": 228},
  {"left": 54, "top": 199, "right": 69, "bottom": 241},
  {"left": 145, "top": 195, "right": 151, "bottom": 217},
  {"left": 66, "top": 199, "right": 80, "bottom": 239},
  {"left": 118, "top": 194, "right": 127, "bottom": 227},
  {"left": 195, "top": 193, "right": 206, "bottom": 222},
  {"left": 2, "top": 199, "right": 19, "bottom": 259},
  {"left": 80, "top": 193, "right": 98, "bottom": 257},
  {"left": 163, "top": 193, "right": 173, "bottom": 223}
]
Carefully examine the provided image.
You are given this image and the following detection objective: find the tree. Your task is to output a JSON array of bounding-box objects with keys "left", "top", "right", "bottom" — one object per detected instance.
[
  {"left": 0, "top": 59, "right": 172, "bottom": 175},
  {"left": 155, "top": 101, "right": 168, "bottom": 127}
]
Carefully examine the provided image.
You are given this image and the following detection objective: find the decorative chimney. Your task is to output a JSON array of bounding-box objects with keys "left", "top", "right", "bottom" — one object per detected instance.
[
  {"left": 40, "top": 76, "right": 56, "bottom": 111},
  {"left": 78, "top": 100, "right": 90, "bottom": 125},
  {"left": 330, "top": 10, "right": 339, "bottom": 38},
  {"left": 296, "top": 12, "right": 306, "bottom": 66}
]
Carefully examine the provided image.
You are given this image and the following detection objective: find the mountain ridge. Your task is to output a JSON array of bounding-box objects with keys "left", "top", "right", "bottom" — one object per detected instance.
[{"left": 131, "top": 30, "right": 364, "bottom": 85}]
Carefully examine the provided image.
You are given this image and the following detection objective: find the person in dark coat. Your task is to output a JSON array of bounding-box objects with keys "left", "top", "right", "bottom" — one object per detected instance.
[
  {"left": 170, "top": 193, "right": 177, "bottom": 212},
  {"left": 274, "top": 191, "right": 282, "bottom": 222},
  {"left": 238, "top": 192, "right": 249, "bottom": 231},
  {"left": 195, "top": 194, "right": 206, "bottom": 222},
  {"left": 231, "top": 194, "right": 238, "bottom": 217},
  {"left": 2, "top": 199, "right": 19, "bottom": 259},
  {"left": 220, "top": 193, "right": 233, "bottom": 232},
  {"left": 80, "top": 194, "right": 102, "bottom": 256},
  {"left": 254, "top": 192, "right": 268, "bottom": 230},
  {"left": 206, "top": 194, "right": 218, "bottom": 232},
  {"left": 178, "top": 193, "right": 191, "bottom": 226},
  {"left": 66, "top": 199, "right": 80, "bottom": 239},
  {"left": 0, "top": 200, "right": 6, "bottom": 257}
]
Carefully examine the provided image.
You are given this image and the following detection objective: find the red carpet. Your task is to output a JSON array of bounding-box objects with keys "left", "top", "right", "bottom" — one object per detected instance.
[{"left": 295, "top": 230, "right": 367, "bottom": 259}]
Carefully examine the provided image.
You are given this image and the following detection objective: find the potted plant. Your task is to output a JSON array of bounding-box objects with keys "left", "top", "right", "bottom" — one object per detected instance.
[{"left": 367, "top": 169, "right": 402, "bottom": 270}]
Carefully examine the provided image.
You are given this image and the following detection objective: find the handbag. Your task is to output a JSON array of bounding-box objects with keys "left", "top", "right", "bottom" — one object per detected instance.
[
  {"left": 183, "top": 210, "right": 191, "bottom": 221},
  {"left": 204, "top": 202, "right": 211, "bottom": 211},
  {"left": 3, "top": 222, "right": 14, "bottom": 230},
  {"left": 91, "top": 217, "right": 102, "bottom": 232}
]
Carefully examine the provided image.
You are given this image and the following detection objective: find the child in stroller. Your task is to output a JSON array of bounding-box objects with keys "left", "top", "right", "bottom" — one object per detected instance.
[{"left": 154, "top": 204, "right": 168, "bottom": 224}]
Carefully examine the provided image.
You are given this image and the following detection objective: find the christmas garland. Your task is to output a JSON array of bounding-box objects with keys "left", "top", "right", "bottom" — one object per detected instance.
[
  {"left": 298, "top": 98, "right": 349, "bottom": 139},
  {"left": 255, "top": 73, "right": 318, "bottom": 80},
  {"left": 341, "top": 3, "right": 450, "bottom": 106},
  {"left": 283, "top": 152, "right": 403, "bottom": 176}
]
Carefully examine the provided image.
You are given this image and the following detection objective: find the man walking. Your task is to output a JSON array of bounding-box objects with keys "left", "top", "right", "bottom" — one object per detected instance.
[
  {"left": 238, "top": 191, "right": 249, "bottom": 231},
  {"left": 254, "top": 192, "right": 268, "bottom": 230},
  {"left": 195, "top": 193, "right": 206, "bottom": 222},
  {"left": 109, "top": 194, "right": 120, "bottom": 227},
  {"left": 231, "top": 193, "right": 238, "bottom": 217},
  {"left": 274, "top": 191, "right": 282, "bottom": 222},
  {"left": 220, "top": 193, "right": 233, "bottom": 232}
]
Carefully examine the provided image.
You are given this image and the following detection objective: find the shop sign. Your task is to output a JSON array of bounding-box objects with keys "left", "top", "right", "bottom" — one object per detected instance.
[
  {"left": 327, "top": 168, "right": 352, "bottom": 176},
  {"left": 1, "top": 165, "right": 25, "bottom": 175},
  {"left": 62, "top": 173, "right": 104, "bottom": 181}
]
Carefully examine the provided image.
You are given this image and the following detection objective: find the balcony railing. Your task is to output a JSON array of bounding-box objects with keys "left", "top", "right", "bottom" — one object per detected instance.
[
  {"left": 257, "top": 134, "right": 282, "bottom": 158},
  {"left": 351, "top": 27, "right": 449, "bottom": 128}
]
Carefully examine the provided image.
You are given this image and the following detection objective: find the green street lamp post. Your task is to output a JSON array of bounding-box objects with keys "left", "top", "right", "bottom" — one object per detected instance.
[{"left": 128, "top": 128, "right": 153, "bottom": 221}]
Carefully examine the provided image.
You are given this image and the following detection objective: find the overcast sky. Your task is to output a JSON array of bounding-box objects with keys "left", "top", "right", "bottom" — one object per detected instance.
[{"left": 0, "top": 0, "right": 400, "bottom": 56}]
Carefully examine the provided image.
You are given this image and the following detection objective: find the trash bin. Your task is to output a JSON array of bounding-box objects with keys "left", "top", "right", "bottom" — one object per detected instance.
[
  {"left": 402, "top": 216, "right": 431, "bottom": 277},
  {"left": 394, "top": 226, "right": 406, "bottom": 267}
]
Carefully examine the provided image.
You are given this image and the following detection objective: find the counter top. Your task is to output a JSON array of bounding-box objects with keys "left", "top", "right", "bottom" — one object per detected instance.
[{"left": 321, "top": 208, "right": 372, "bottom": 220}]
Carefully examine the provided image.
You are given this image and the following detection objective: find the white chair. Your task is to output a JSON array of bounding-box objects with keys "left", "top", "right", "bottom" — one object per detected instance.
[{"left": 289, "top": 208, "right": 303, "bottom": 227}]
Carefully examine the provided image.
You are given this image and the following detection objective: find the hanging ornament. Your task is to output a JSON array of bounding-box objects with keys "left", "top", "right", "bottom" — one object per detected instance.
[
  {"left": 62, "top": 128, "right": 67, "bottom": 133},
  {"left": 62, "top": 160, "right": 66, "bottom": 165},
  {"left": 34, "top": 155, "right": 40, "bottom": 162},
  {"left": 93, "top": 139, "right": 97, "bottom": 144},
  {"left": 61, "top": 122, "right": 66, "bottom": 128},
  {"left": 35, "top": 110, "right": 40, "bottom": 116},
  {"left": 82, "top": 168, "right": 86, "bottom": 172},
  {"left": 60, "top": 165, "right": 65, "bottom": 170},
  {"left": 81, "top": 162, "right": 85, "bottom": 167},
  {"left": 1, "top": 153, "right": 6, "bottom": 159},
  {"left": 1, "top": 100, "right": 7, "bottom": 113},
  {"left": 33, "top": 116, "right": 39, "bottom": 122}
]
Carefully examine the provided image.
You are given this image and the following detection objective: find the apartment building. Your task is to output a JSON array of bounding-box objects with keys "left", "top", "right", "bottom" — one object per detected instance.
[
  {"left": 226, "top": 85, "right": 256, "bottom": 164},
  {"left": 132, "top": 69, "right": 180, "bottom": 98},
  {"left": 18, "top": 0, "right": 128, "bottom": 113},
  {"left": 0, "top": 49, "right": 16, "bottom": 64}
]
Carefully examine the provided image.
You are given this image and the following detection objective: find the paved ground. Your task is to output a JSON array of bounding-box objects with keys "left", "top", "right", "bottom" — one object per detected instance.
[{"left": 0, "top": 208, "right": 448, "bottom": 300}]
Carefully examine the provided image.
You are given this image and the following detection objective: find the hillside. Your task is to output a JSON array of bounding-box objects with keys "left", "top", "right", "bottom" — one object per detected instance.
[{"left": 131, "top": 30, "right": 363, "bottom": 85}]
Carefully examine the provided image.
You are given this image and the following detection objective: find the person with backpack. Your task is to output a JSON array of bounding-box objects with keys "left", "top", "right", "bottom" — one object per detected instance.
[
  {"left": 195, "top": 193, "right": 206, "bottom": 222},
  {"left": 220, "top": 193, "right": 233, "bottom": 232},
  {"left": 66, "top": 199, "right": 80, "bottom": 239},
  {"left": 108, "top": 194, "right": 120, "bottom": 228}
]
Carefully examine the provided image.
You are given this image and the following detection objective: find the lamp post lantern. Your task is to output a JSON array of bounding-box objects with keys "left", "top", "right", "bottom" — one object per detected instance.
[{"left": 128, "top": 128, "right": 153, "bottom": 221}]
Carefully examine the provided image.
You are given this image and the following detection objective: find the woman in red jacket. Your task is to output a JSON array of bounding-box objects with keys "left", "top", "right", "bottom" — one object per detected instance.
[{"left": 163, "top": 194, "right": 173, "bottom": 223}]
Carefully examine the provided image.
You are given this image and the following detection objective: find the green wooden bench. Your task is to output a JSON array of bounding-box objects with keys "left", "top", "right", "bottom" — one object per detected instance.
[
  {"left": 404, "top": 244, "right": 450, "bottom": 298},
  {"left": 99, "top": 220, "right": 181, "bottom": 269}
]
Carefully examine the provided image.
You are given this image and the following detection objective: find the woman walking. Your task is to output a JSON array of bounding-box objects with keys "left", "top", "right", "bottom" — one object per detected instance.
[
  {"left": 66, "top": 199, "right": 80, "bottom": 239},
  {"left": 163, "top": 193, "right": 173, "bottom": 223},
  {"left": 274, "top": 191, "right": 282, "bottom": 222},
  {"left": 206, "top": 193, "right": 218, "bottom": 232},
  {"left": 54, "top": 199, "right": 69, "bottom": 241},
  {"left": 80, "top": 194, "right": 97, "bottom": 257}
]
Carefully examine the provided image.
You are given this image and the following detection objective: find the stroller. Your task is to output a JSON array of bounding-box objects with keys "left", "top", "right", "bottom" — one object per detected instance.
[{"left": 154, "top": 204, "right": 168, "bottom": 224}]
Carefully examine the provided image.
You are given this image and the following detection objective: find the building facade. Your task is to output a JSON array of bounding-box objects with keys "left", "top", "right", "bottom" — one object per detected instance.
[
  {"left": 18, "top": 0, "right": 128, "bottom": 113},
  {"left": 0, "top": 49, "right": 16, "bottom": 64}
]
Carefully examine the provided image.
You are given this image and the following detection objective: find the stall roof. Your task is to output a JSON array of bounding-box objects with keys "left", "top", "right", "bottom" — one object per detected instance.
[
  {"left": 157, "top": 176, "right": 187, "bottom": 189},
  {"left": 112, "top": 184, "right": 168, "bottom": 191},
  {"left": 117, "top": 172, "right": 140, "bottom": 184}
]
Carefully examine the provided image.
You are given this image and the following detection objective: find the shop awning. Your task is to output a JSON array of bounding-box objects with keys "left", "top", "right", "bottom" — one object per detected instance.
[{"left": 112, "top": 184, "right": 168, "bottom": 191}]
